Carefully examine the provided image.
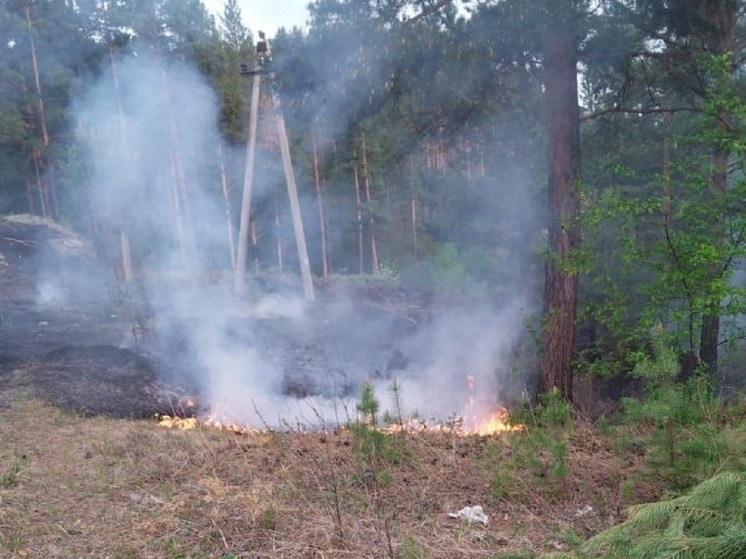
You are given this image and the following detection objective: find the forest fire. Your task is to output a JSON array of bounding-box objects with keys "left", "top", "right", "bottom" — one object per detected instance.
[
  {"left": 157, "top": 376, "right": 523, "bottom": 436},
  {"left": 467, "top": 409, "right": 523, "bottom": 435},
  {"left": 157, "top": 403, "right": 262, "bottom": 434},
  {"left": 157, "top": 405, "right": 522, "bottom": 436},
  {"left": 156, "top": 374, "right": 522, "bottom": 435}
]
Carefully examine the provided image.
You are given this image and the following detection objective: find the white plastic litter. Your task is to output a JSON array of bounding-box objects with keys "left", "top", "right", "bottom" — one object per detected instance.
[
  {"left": 575, "top": 505, "right": 594, "bottom": 517},
  {"left": 448, "top": 505, "right": 489, "bottom": 526}
]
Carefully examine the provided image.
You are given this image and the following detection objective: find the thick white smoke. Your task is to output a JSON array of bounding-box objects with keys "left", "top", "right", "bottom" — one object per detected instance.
[{"left": 70, "top": 49, "right": 535, "bottom": 429}]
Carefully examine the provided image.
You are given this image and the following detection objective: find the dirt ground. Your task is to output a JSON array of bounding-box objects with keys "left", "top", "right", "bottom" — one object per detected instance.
[
  {"left": 0, "top": 398, "right": 630, "bottom": 559},
  {"left": 0, "top": 215, "right": 645, "bottom": 558}
]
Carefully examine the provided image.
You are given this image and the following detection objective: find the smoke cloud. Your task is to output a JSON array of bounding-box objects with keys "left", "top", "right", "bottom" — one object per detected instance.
[{"left": 67, "top": 44, "right": 538, "bottom": 429}]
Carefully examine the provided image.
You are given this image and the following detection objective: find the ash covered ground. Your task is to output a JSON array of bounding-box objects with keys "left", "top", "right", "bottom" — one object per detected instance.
[{"left": 0, "top": 215, "right": 523, "bottom": 426}]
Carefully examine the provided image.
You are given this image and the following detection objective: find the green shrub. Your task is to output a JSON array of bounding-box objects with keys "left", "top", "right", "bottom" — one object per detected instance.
[
  {"left": 571, "top": 471, "right": 746, "bottom": 559},
  {"left": 621, "top": 329, "right": 730, "bottom": 489}
]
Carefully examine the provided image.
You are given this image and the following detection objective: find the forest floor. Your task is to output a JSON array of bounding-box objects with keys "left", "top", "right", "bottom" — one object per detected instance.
[
  {"left": 0, "top": 214, "right": 732, "bottom": 558},
  {"left": 0, "top": 396, "right": 651, "bottom": 559}
]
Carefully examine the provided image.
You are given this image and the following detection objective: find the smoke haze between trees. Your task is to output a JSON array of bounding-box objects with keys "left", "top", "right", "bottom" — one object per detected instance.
[{"left": 64, "top": 48, "right": 539, "bottom": 428}]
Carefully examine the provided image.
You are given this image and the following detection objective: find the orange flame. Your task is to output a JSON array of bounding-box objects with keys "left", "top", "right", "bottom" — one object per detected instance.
[
  {"left": 157, "top": 410, "right": 261, "bottom": 435},
  {"left": 469, "top": 409, "right": 523, "bottom": 435}
]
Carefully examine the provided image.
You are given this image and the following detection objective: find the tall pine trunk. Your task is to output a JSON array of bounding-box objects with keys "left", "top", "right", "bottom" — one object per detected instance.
[
  {"left": 312, "top": 132, "right": 329, "bottom": 279},
  {"left": 24, "top": 1, "right": 56, "bottom": 219},
  {"left": 538, "top": 25, "right": 581, "bottom": 402},
  {"left": 353, "top": 161, "right": 364, "bottom": 274},
  {"left": 361, "top": 134, "right": 379, "bottom": 275},
  {"left": 699, "top": 1, "right": 736, "bottom": 377},
  {"left": 218, "top": 143, "right": 237, "bottom": 271}
]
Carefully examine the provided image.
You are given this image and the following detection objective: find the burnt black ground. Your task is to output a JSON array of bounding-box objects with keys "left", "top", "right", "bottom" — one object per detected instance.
[{"left": 0, "top": 216, "right": 423, "bottom": 418}]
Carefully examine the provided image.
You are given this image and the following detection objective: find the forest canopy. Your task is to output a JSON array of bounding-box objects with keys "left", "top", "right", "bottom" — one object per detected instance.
[{"left": 2, "top": 0, "right": 746, "bottom": 400}]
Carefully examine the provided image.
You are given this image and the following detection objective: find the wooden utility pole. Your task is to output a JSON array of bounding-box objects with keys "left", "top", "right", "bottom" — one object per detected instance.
[
  {"left": 234, "top": 42, "right": 315, "bottom": 302},
  {"left": 234, "top": 70, "right": 262, "bottom": 296},
  {"left": 272, "top": 90, "right": 315, "bottom": 302}
]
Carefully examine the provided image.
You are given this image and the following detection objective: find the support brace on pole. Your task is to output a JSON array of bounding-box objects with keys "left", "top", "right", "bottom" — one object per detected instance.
[{"left": 234, "top": 41, "right": 315, "bottom": 302}]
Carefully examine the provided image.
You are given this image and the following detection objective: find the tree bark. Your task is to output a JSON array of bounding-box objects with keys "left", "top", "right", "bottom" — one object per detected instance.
[
  {"left": 312, "top": 132, "right": 329, "bottom": 279},
  {"left": 218, "top": 143, "right": 237, "bottom": 271},
  {"left": 698, "top": 0, "right": 737, "bottom": 377},
  {"left": 409, "top": 155, "right": 418, "bottom": 259},
  {"left": 353, "top": 161, "right": 364, "bottom": 274},
  {"left": 538, "top": 26, "right": 581, "bottom": 402},
  {"left": 24, "top": 1, "right": 56, "bottom": 220},
  {"left": 361, "top": 133, "right": 379, "bottom": 275}
]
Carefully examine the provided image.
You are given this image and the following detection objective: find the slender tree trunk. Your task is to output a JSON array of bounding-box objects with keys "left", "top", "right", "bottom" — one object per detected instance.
[
  {"left": 409, "top": 155, "right": 418, "bottom": 258},
  {"left": 159, "top": 60, "right": 195, "bottom": 260},
  {"left": 361, "top": 133, "right": 379, "bottom": 275},
  {"left": 538, "top": 26, "right": 581, "bottom": 402},
  {"left": 25, "top": 178, "right": 35, "bottom": 215},
  {"left": 108, "top": 45, "right": 135, "bottom": 282},
  {"left": 353, "top": 162, "right": 364, "bottom": 274},
  {"left": 477, "top": 127, "right": 486, "bottom": 178},
  {"left": 24, "top": 1, "right": 57, "bottom": 220},
  {"left": 274, "top": 195, "right": 283, "bottom": 273},
  {"left": 120, "top": 231, "right": 134, "bottom": 282},
  {"left": 25, "top": 2, "right": 48, "bottom": 148},
  {"left": 250, "top": 210, "right": 259, "bottom": 274},
  {"left": 218, "top": 143, "right": 237, "bottom": 271},
  {"left": 32, "top": 149, "right": 48, "bottom": 218},
  {"left": 312, "top": 132, "right": 329, "bottom": 279},
  {"left": 168, "top": 150, "right": 187, "bottom": 258}
]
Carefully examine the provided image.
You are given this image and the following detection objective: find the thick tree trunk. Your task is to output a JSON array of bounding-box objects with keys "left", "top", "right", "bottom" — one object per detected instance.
[
  {"left": 698, "top": 1, "right": 736, "bottom": 377},
  {"left": 538, "top": 27, "right": 581, "bottom": 402},
  {"left": 699, "top": 145, "right": 728, "bottom": 376}
]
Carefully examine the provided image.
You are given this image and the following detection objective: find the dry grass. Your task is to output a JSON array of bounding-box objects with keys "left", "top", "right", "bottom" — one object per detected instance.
[{"left": 0, "top": 398, "right": 635, "bottom": 559}]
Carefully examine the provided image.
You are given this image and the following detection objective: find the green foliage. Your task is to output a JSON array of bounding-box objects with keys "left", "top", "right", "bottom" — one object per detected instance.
[
  {"left": 619, "top": 328, "right": 731, "bottom": 490},
  {"left": 487, "top": 390, "right": 573, "bottom": 501},
  {"left": 350, "top": 381, "right": 412, "bottom": 469},
  {"left": 581, "top": 41, "right": 746, "bottom": 379},
  {"left": 357, "top": 380, "right": 380, "bottom": 427},
  {"left": 555, "top": 472, "right": 746, "bottom": 559},
  {"left": 425, "top": 243, "right": 494, "bottom": 298}
]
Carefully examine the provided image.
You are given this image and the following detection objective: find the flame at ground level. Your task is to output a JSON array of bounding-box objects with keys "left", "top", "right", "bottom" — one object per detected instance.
[
  {"left": 468, "top": 409, "right": 523, "bottom": 436},
  {"left": 157, "top": 407, "right": 523, "bottom": 436}
]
